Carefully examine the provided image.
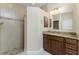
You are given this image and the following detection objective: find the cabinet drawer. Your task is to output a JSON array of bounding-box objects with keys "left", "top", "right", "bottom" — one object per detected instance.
[
  {"left": 49, "top": 35, "right": 64, "bottom": 42},
  {"left": 43, "top": 34, "right": 49, "bottom": 38},
  {"left": 43, "top": 34, "right": 64, "bottom": 42},
  {"left": 65, "top": 48, "right": 76, "bottom": 55},
  {"left": 65, "top": 43, "right": 77, "bottom": 50},
  {"left": 65, "top": 38, "right": 77, "bottom": 45}
]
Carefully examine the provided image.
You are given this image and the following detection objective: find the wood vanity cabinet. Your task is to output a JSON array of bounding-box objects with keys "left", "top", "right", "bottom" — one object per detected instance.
[
  {"left": 43, "top": 34, "right": 64, "bottom": 55},
  {"left": 43, "top": 34, "right": 79, "bottom": 55}
]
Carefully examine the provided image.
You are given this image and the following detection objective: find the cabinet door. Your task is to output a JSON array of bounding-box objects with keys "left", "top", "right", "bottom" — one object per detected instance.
[
  {"left": 51, "top": 40, "right": 57, "bottom": 54},
  {"left": 58, "top": 41, "right": 64, "bottom": 55},
  {"left": 43, "top": 37, "right": 51, "bottom": 52},
  {"left": 51, "top": 39, "right": 64, "bottom": 55},
  {"left": 50, "top": 36, "right": 64, "bottom": 55}
]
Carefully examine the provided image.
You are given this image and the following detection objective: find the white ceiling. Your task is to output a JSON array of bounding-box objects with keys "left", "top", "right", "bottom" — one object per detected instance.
[{"left": 21, "top": 3, "right": 46, "bottom": 7}]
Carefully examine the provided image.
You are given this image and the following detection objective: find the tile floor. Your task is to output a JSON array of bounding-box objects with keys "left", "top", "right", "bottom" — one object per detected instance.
[{"left": 18, "top": 50, "right": 51, "bottom": 55}]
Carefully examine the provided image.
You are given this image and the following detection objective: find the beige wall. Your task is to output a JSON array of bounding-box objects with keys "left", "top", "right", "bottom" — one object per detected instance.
[
  {"left": 47, "top": 3, "right": 74, "bottom": 13},
  {"left": 75, "top": 4, "right": 79, "bottom": 35},
  {"left": 40, "top": 4, "right": 48, "bottom": 12},
  {"left": 69, "top": 3, "right": 79, "bottom": 35}
]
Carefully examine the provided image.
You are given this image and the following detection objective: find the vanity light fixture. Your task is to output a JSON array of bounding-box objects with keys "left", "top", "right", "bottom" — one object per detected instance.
[
  {"left": 50, "top": 7, "right": 64, "bottom": 15},
  {"left": 58, "top": 8, "right": 64, "bottom": 13},
  {"left": 32, "top": 3, "right": 35, "bottom": 5},
  {"left": 50, "top": 8, "right": 59, "bottom": 15},
  {"left": 50, "top": 11, "right": 54, "bottom": 15}
]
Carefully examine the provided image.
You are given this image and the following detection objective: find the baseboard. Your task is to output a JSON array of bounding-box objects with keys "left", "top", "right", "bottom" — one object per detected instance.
[{"left": 27, "top": 48, "right": 43, "bottom": 55}]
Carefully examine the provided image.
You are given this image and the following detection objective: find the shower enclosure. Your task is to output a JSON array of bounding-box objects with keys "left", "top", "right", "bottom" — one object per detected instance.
[{"left": 0, "top": 4, "right": 25, "bottom": 54}]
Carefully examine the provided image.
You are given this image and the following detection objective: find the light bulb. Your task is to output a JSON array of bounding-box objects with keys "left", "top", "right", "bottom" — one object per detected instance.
[
  {"left": 50, "top": 11, "right": 54, "bottom": 15},
  {"left": 32, "top": 3, "right": 35, "bottom": 5},
  {"left": 58, "top": 8, "right": 64, "bottom": 12}
]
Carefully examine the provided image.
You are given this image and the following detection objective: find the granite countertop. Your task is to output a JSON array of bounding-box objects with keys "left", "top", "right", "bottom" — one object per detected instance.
[{"left": 43, "top": 31, "right": 79, "bottom": 40}]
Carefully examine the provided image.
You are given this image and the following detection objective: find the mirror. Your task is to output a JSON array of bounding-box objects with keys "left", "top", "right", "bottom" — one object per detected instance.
[
  {"left": 50, "top": 12, "right": 73, "bottom": 32},
  {"left": 53, "top": 20, "right": 59, "bottom": 29}
]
